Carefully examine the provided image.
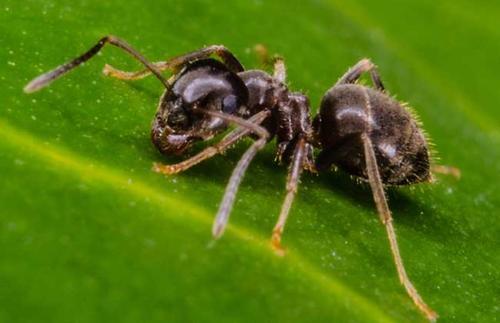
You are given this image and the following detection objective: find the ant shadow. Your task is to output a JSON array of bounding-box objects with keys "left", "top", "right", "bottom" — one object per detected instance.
[
  {"left": 149, "top": 142, "right": 429, "bottom": 217},
  {"left": 139, "top": 136, "right": 460, "bottom": 248}
]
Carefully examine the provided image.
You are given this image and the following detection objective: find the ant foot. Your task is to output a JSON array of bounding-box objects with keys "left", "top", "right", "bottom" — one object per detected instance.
[
  {"left": 152, "top": 162, "right": 178, "bottom": 175},
  {"left": 271, "top": 231, "right": 286, "bottom": 257},
  {"left": 431, "top": 165, "right": 461, "bottom": 179}
]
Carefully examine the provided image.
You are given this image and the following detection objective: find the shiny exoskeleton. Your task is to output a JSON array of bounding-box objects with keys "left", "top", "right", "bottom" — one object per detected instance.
[
  {"left": 151, "top": 59, "right": 249, "bottom": 155},
  {"left": 315, "top": 76, "right": 431, "bottom": 185},
  {"left": 151, "top": 58, "right": 314, "bottom": 169},
  {"left": 25, "top": 36, "right": 458, "bottom": 322}
]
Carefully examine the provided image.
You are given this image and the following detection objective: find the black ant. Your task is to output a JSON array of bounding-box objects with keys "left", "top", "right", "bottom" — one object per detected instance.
[{"left": 24, "top": 35, "right": 460, "bottom": 321}]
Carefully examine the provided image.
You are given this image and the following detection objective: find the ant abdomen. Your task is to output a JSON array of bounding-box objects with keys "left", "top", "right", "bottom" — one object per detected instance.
[
  {"left": 152, "top": 59, "right": 249, "bottom": 155},
  {"left": 315, "top": 84, "right": 431, "bottom": 185}
]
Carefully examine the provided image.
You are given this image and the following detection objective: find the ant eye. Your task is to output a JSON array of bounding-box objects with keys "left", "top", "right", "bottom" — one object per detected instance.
[{"left": 222, "top": 94, "right": 239, "bottom": 114}]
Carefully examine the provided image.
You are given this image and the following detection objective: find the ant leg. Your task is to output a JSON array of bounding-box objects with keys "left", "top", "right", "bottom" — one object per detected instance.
[
  {"left": 153, "top": 110, "right": 270, "bottom": 175},
  {"left": 207, "top": 112, "right": 270, "bottom": 239},
  {"left": 361, "top": 133, "right": 438, "bottom": 322},
  {"left": 431, "top": 165, "right": 461, "bottom": 179},
  {"left": 24, "top": 35, "right": 168, "bottom": 93},
  {"left": 253, "top": 44, "right": 271, "bottom": 66},
  {"left": 151, "top": 45, "right": 244, "bottom": 73},
  {"left": 212, "top": 137, "right": 268, "bottom": 238},
  {"left": 253, "top": 44, "right": 286, "bottom": 83},
  {"left": 336, "top": 58, "right": 385, "bottom": 91},
  {"left": 271, "top": 137, "right": 307, "bottom": 256},
  {"left": 272, "top": 57, "right": 286, "bottom": 83},
  {"left": 103, "top": 61, "right": 172, "bottom": 81},
  {"left": 103, "top": 45, "right": 244, "bottom": 81}
]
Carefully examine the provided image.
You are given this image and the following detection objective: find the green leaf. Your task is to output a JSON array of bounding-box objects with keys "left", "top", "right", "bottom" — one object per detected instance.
[{"left": 1, "top": 1, "right": 498, "bottom": 322}]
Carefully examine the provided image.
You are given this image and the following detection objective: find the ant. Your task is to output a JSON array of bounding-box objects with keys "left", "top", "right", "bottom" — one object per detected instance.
[{"left": 25, "top": 35, "right": 459, "bottom": 321}]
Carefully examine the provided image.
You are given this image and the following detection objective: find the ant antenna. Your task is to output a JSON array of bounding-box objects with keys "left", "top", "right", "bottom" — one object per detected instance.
[{"left": 24, "top": 35, "right": 169, "bottom": 93}]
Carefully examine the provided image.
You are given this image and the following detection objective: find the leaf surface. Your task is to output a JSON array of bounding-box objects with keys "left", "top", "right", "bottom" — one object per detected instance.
[{"left": 1, "top": 1, "right": 498, "bottom": 322}]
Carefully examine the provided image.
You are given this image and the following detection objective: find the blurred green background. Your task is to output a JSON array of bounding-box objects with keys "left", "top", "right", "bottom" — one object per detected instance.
[{"left": 0, "top": 0, "right": 498, "bottom": 322}]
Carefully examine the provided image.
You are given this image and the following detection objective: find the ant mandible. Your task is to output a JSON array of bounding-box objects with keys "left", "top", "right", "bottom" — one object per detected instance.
[{"left": 25, "top": 35, "right": 459, "bottom": 321}]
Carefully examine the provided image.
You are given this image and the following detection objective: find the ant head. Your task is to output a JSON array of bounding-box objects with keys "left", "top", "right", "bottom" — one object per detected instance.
[{"left": 151, "top": 59, "right": 249, "bottom": 155}]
